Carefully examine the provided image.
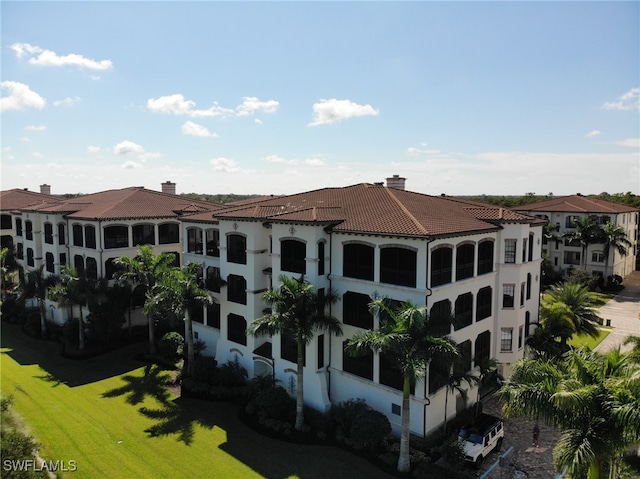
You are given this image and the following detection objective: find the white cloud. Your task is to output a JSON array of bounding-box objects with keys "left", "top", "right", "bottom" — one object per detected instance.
[
  {"left": 181, "top": 121, "right": 219, "bottom": 138},
  {"left": 615, "top": 138, "right": 640, "bottom": 148},
  {"left": 309, "top": 98, "right": 379, "bottom": 126},
  {"left": 263, "top": 154, "right": 296, "bottom": 165},
  {"left": 0, "top": 81, "right": 46, "bottom": 111},
  {"left": 210, "top": 157, "right": 241, "bottom": 173},
  {"left": 33, "top": 152, "right": 43, "bottom": 158},
  {"left": 10, "top": 42, "right": 113, "bottom": 70},
  {"left": 586, "top": 130, "right": 601, "bottom": 137},
  {"left": 53, "top": 96, "right": 81, "bottom": 107},
  {"left": 406, "top": 146, "right": 442, "bottom": 156},
  {"left": 25, "top": 125, "right": 47, "bottom": 131},
  {"left": 254, "top": 118, "right": 263, "bottom": 125},
  {"left": 304, "top": 158, "right": 326, "bottom": 166},
  {"left": 139, "top": 152, "right": 161, "bottom": 162},
  {"left": 113, "top": 141, "right": 145, "bottom": 155},
  {"left": 91, "top": 76, "right": 101, "bottom": 81},
  {"left": 21, "top": 137, "right": 31, "bottom": 142},
  {"left": 601, "top": 88, "right": 640, "bottom": 111},
  {"left": 121, "top": 161, "right": 142, "bottom": 169},
  {"left": 87, "top": 146, "right": 101, "bottom": 153},
  {"left": 148, "top": 94, "right": 277, "bottom": 119},
  {"left": 236, "top": 96, "right": 279, "bottom": 116}
]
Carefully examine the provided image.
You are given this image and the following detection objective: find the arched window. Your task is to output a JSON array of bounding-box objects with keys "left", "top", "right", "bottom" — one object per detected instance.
[
  {"left": 476, "top": 286, "right": 492, "bottom": 321},
  {"left": 342, "top": 291, "right": 373, "bottom": 329},
  {"left": 104, "top": 258, "right": 119, "bottom": 280},
  {"left": 431, "top": 246, "right": 452, "bottom": 287},
  {"left": 133, "top": 224, "right": 155, "bottom": 246},
  {"left": 281, "top": 239, "right": 306, "bottom": 274},
  {"left": 25, "top": 221, "right": 33, "bottom": 241},
  {"left": 57, "top": 223, "right": 66, "bottom": 245},
  {"left": 477, "top": 241, "right": 494, "bottom": 275},
  {"left": 85, "top": 225, "right": 96, "bottom": 249},
  {"left": 474, "top": 330, "right": 491, "bottom": 367},
  {"left": 85, "top": 257, "right": 98, "bottom": 280},
  {"left": 430, "top": 299, "right": 452, "bottom": 336},
  {"left": 342, "top": 340, "right": 373, "bottom": 380},
  {"left": 227, "top": 234, "right": 246, "bottom": 264},
  {"left": 44, "top": 223, "right": 54, "bottom": 244},
  {"left": 205, "top": 229, "right": 220, "bottom": 257},
  {"left": 72, "top": 224, "right": 84, "bottom": 247},
  {"left": 16, "top": 219, "right": 23, "bottom": 236},
  {"left": 45, "top": 252, "right": 55, "bottom": 273},
  {"left": 454, "top": 292, "right": 473, "bottom": 330},
  {"left": 227, "top": 274, "right": 246, "bottom": 304},
  {"left": 74, "top": 255, "right": 85, "bottom": 277},
  {"left": 380, "top": 247, "right": 416, "bottom": 287},
  {"left": 187, "top": 228, "right": 204, "bottom": 254},
  {"left": 158, "top": 223, "right": 179, "bottom": 244},
  {"left": 104, "top": 226, "right": 129, "bottom": 249},
  {"left": 343, "top": 243, "right": 374, "bottom": 280},
  {"left": 317, "top": 241, "right": 325, "bottom": 276},
  {"left": 227, "top": 314, "right": 247, "bottom": 345},
  {"left": 26, "top": 247, "right": 34, "bottom": 266},
  {"left": 1, "top": 215, "right": 12, "bottom": 230},
  {"left": 456, "top": 243, "right": 475, "bottom": 280}
]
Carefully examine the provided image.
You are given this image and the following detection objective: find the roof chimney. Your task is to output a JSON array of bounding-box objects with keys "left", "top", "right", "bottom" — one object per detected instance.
[
  {"left": 161, "top": 181, "right": 176, "bottom": 195},
  {"left": 40, "top": 184, "right": 51, "bottom": 195},
  {"left": 386, "top": 174, "right": 406, "bottom": 190}
]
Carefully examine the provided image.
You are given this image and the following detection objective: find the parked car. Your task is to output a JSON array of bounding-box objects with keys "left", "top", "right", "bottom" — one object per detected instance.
[{"left": 458, "top": 413, "right": 504, "bottom": 467}]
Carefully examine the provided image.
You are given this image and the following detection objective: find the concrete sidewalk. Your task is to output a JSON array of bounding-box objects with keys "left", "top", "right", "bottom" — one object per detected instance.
[{"left": 594, "top": 270, "right": 640, "bottom": 353}]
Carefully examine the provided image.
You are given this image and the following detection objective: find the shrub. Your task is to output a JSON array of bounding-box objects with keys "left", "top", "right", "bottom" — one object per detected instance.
[
  {"left": 157, "top": 332, "right": 184, "bottom": 361},
  {"left": 22, "top": 310, "right": 41, "bottom": 337},
  {"left": 190, "top": 356, "right": 218, "bottom": 385},
  {"left": 214, "top": 358, "right": 248, "bottom": 387},
  {"left": 193, "top": 339, "right": 207, "bottom": 359},
  {"left": 251, "top": 386, "right": 294, "bottom": 422},
  {"left": 330, "top": 398, "right": 370, "bottom": 436},
  {"left": 350, "top": 407, "right": 391, "bottom": 450}
]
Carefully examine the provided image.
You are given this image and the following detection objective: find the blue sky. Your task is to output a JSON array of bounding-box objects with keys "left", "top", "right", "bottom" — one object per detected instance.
[{"left": 2, "top": 1, "right": 638, "bottom": 196}]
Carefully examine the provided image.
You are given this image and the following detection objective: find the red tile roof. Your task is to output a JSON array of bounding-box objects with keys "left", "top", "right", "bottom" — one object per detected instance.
[
  {"left": 514, "top": 195, "right": 638, "bottom": 214},
  {"left": 0, "top": 189, "right": 62, "bottom": 211}
]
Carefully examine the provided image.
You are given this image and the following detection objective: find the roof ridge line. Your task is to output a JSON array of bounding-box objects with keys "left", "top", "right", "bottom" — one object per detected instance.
[{"left": 383, "top": 188, "right": 429, "bottom": 235}]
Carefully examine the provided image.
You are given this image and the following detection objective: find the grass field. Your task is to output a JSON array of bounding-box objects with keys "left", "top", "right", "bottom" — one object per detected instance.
[
  {"left": 0, "top": 322, "right": 390, "bottom": 479},
  {"left": 568, "top": 328, "right": 611, "bottom": 350}
]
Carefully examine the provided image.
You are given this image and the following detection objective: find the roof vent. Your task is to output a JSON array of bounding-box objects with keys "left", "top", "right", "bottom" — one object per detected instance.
[
  {"left": 162, "top": 181, "right": 176, "bottom": 195},
  {"left": 386, "top": 174, "right": 406, "bottom": 190},
  {"left": 40, "top": 184, "right": 51, "bottom": 195}
]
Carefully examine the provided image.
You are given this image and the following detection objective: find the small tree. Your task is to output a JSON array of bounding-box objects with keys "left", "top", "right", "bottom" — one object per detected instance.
[
  {"left": 600, "top": 221, "right": 633, "bottom": 280},
  {"left": 21, "top": 265, "right": 57, "bottom": 337},
  {"left": 48, "top": 266, "right": 90, "bottom": 350}
]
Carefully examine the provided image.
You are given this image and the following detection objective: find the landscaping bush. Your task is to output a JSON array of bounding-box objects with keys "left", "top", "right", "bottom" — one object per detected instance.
[
  {"left": 214, "top": 358, "right": 248, "bottom": 387},
  {"left": 22, "top": 309, "right": 41, "bottom": 337},
  {"left": 190, "top": 356, "right": 217, "bottom": 385},
  {"left": 330, "top": 398, "right": 370, "bottom": 438},
  {"left": 249, "top": 386, "right": 294, "bottom": 422},
  {"left": 349, "top": 407, "right": 391, "bottom": 451},
  {"left": 157, "top": 332, "right": 184, "bottom": 361}
]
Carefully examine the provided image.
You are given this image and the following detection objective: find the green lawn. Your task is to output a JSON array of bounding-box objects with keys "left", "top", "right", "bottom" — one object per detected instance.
[
  {"left": 568, "top": 328, "right": 611, "bottom": 350},
  {"left": 0, "top": 322, "right": 390, "bottom": 479}
]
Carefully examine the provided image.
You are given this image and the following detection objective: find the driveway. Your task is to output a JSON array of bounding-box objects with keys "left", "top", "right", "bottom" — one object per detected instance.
[{"left": 594, "top": 270, "right": 640, "bottom": 353}]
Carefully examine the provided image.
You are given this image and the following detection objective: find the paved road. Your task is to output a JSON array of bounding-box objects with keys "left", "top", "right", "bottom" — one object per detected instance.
[{"left": 594, "top": 270, "right": 640, "bottom": 353}]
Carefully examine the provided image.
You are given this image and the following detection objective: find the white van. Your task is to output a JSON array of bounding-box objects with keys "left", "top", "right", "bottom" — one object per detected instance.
[{"left": 458, "top": 413, "right": 504, "bottom": 467}]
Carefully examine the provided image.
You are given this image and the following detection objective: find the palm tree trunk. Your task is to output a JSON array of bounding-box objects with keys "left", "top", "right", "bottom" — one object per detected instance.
[
  {"left": 443, "top": 390, "right": 449, "bottom": 437},
  {"left": 147, "top": 313, "right": 156, "bottom": 354},
  {"left": 78, "top": 305, "right": 85, "bottom": 351},
  {"left": 295, "top": 339, "right": 305, "bottom": 431},
  {"left": 186, "top": 310, "right": 194, "bottom": 376},
  {"left": 39, "top": 299, "right": 47, "bottom": 336},
  {"left": 397, "top": 375, "right": 411, "bottom": 473},
  {"left": 588, "top": 457, "right": 602, "bottom": 479}
]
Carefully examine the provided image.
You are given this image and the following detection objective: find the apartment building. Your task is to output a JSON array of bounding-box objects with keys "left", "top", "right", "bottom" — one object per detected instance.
[{"left": 516, "top": 195, "right": 639, "bottom": 280}]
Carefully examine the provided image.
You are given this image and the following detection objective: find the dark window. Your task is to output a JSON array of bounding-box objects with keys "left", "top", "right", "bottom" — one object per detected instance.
[
  {"left": 343, "top": 291, "right": 373, "bottom": 329},
  {"left": 104, "top": 226, "right": 129, "bottom": 249},
  {"left": 565, "top": 215, "right": 580, "bottom": 228},
  {"left": 57, "top": 223, "right": 65, "bottom": 245},
  {"left": 522, "top": 238, "right": 528, "bottom": 263},
  {"left": 1, "top": 214, "right": 12, "bottom": 230},
  {"left": 132, "top": 224, "right": 155, "bottom": 246},
  {"left": 158, "top": 223, "right": 179, "bottom": 244},
  {"left": 528, "top": 234, "right": 534, "bottom": 262},
  {"left": 227, "top": 234, "right": 246, "bottom": 264},
  {"left": 207, "top": 303, "right": 221, "bottom": 329},
  {"left": 45, "top": 252, "right": 55, "bottom": 273},
  {"left": 503, "top": 284, "right": 515, "bottom": 308},
  {"left": 505, "top": 239, "right": 516, "bottom": 263},
  {"left": 26, "top": 248, "right": 34, "bottom": 266},
  {"left": 380, "top": 352, "right": 414, "bottom": 393},
  {"left": 429, "top": 299, "right": 452, "bottom": 336},
  {"left": 206, "top": 229, "right": 219, "bottom": 257},
  {"left": 520, "top": 283, "right": 526, "bottom": 307},
  {"left": 227, "top": 274, "right": 246, "bottom": 304},
  {"left": 206, "top": 266, "right": 221, "bottom": 292},
  {"left": 104, "top": 258, "right": 119, "bottom": 280},
  {"left": 456, "top": 244, "right": 475, "bottom": 280},
  {"left": 456, "top": 340, "right": 472, "bottom": 374},
  {"left": 428, "top": 358, "right": 448, "bottom": 394},
  {"left": 343, "top": 243, "right": 374, "bottom": 280},
  {"left": 25, "top": 221, "right": 33, "bottom": 241},
  {"left": 431, "top": 247, "right": 453, "bottom": 287},
  {"left": 191, "top": 304, "right": 204, "bottom": 324},
  {"left": 85, "top": 257, "right": 97, "bottom": 280},
  {"left": 476, "top": 286, "right": 492, "bottom": 321},
  {"left": 474, "top": 330, "right": 491, "bottom": 367},
  {"left": 72, "top": 224, "right": 83, "bottom": 247},
  {"left": 281, "top": 239, "right": 306, "bottom": 274},
  {"left": 343, "top": 340, "right": 373, "bottom": 380},
  {"left": 454, "top": 292, "right": 473, "bottom": 331},
  {"left": 16, "top": 219, "right": 23, "bottom": 236},
  {"left": 85, "top": 225, "right": 96, "bottom": 249},
  {"left": 317, "top": 334, "right": 325, "bottom": 368},
  {"left": 132, "top": 285, "right": 146, "bottom": 308},
  {"left": 16, "top": 243, "right": 23, "bottom": 260},
  {"left": 380, "top": 247, "right": 416, "bottom": 287},
  {"left": 563, "top": 251, "right": 581, "bottom": 266},
  {"left": 318, "top": 242, "right": 325, "bottom": 276},
  {"left": 501, "top": 329, "right": 513, "bottom": 352},
  {"left": 227, "top": 314, "right": 247, "bottom": 345},
  {"left": 44, "top": 223, "right": 54, "bottom": 244},
  {"left": 524, "top": 311, "right": 531, "bottom": 338},
  {"left": 281, "top": 331, "right": 305, "bottom": 365},
  {"left": 74, "top": 255, "right": 85, "bottom": 277},
  {"left": 526, "top": 273, "right": 532, "bottom": 300},
  {"left": 59, "top": 253, "right": 66, "bottom": 268},
  {"left": 187, "top": 228, "right": 204, "bottom": 254},
  {"left": 477, "top": 241, "right": 494, "bottom": 275}
]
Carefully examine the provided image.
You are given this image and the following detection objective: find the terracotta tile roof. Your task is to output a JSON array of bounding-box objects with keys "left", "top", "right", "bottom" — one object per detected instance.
[
  {"left": 514, "top": 195, "right": 638, "bottom": 214},
  {"left": 0, "top": 189, "right": 62, "bottom": 211},
  {"left": 214, "top": 183, "right": 541, "bottom": 237}
]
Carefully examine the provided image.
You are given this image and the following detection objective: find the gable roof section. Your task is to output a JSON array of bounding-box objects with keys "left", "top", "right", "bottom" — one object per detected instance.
[
  {"left": 0, "top": 189, "right": 63, "bottom": 212},
  {"left": 214, "top": 183, "right": 541, "bottom": 237},
  {"left": 515, "top": 195, "right": 638, "bottom": 214}
]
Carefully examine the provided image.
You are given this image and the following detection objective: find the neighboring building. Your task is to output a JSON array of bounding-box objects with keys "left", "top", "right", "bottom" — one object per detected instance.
[
  {"left": 515, "top": 195, "right": 639, "bottom": 280},
  {"left": 1, "top": 179, "right": 545, "bottom": 437}
]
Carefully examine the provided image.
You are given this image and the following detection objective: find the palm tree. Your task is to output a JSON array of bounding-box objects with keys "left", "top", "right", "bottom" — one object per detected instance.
[
  {"left": 442, "top": 358, "right": 478, "bottom": 436},
  {"left": 114, "top": 245, "right": 177, "bottom": 354},
  {"left": 599, "top": 221, "right": 632, "bottom": 278},
  {"left": 247, "top": 275, "right": 342, "bottom": 431},
  {"left": 563, "top": 217, "right": 601, "bottom": 269},
  {"left": 497, "top": 347, "right": 640, "bottom": 479},
  {"left": 527, "top": 302, "right": 576, "bottom": 358},
  {"left": 155, "top": 264, "right": 213, "bottom": 374},
  {"left": 21, "top": 265, "right": 57, "bottom": 336},
  {"left": 48, "top": 266, "right": 90, "bottom": 350},
  {"left": 542, "top": 282, "right": 601, "bottom": 343},
  {"left": 345, "top": 299, "right": 458, "bottom": 473},
  {"left": 623, "top": 335, "right": 640, "bottom": 363},
  {"left": 474, "top": 356, "right": 501, "bottom": 413}
]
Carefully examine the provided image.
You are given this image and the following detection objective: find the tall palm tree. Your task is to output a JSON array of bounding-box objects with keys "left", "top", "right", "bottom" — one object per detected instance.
[
  {"left": 247, "top": 275, "right": 342, "bottom": 431},
  {"left": 345, "top": 299, "right": 458, "bottom": 473},
  {"left": 599, "top": 221, "right": 632, "bottom": 277},
  {"left": 563, "top": 217, "right": 601, "bottom": 269},
  {"left": 542, "top": 282, "right": 601, "bottom": 342},
  {"left": 114, "top": 245, "right": 177, "bottom": 354},
  {"left": 155, "top": 264, "right": 213, "bottom": 374},
  {"left": 48, "top": 266, "right": 90, "bottom": 350},
  {"left": 497, "top": 347, "right": 640, "bottom": 479},
  {"left": 21, "top": 265, "right": 57, "bottom": 336},
  {"left": 442, "top": 358, "right": 478, "bottom": 436}
]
